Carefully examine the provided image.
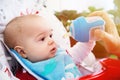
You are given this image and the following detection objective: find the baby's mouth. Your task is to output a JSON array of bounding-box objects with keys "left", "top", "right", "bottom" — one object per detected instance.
[{"left": 50, "top": 47, "right": 57, "bottom": 55}]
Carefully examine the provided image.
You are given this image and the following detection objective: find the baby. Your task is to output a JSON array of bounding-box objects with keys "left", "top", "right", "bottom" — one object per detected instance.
[{"left": 4, "top": 14, "right": 102, "bottom": 80}]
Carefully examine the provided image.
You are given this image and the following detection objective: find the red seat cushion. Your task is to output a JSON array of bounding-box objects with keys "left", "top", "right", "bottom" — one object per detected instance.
[
  {"left": 15, "top": 67, "right": 37, "bottom": 80},
  {"left": 79, "top": 58, "right": 120, "bottom": 80}
]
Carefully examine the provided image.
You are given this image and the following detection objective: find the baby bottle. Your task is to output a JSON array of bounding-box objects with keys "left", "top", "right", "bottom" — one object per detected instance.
[{"left": 69, "top": 16, "right": 105, "bottom": 42}]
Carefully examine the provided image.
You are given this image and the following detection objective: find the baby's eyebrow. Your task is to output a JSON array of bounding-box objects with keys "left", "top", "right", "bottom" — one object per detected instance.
[
  {"left": 50, "top": 29, "right": 53, "bottom": 32},
  {"left": 36, "top": 29, "right": 53, "bottom": 37},
  {"left": 48, "top": 29, "right": 53, "bottom": 34}
]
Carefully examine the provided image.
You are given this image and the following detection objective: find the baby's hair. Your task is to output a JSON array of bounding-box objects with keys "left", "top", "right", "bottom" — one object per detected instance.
[{"left": 4, "top": 14, "right": 40, "bottom": 48}]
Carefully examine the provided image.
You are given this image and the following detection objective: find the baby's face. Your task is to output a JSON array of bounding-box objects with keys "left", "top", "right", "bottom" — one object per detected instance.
[{"left": 19, "top": 16, "right": 57, "bottom": 62}]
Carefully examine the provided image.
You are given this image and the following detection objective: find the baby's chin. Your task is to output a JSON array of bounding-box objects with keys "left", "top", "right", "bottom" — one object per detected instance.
[
  {"left": 44, "top": 55, "right": 55, "bottom": 61},
  {"left": 49, "top": 48, "right": 57, "bottom": 58},
  {"left": 49, "top": 55, "right": 56, "bottom": 59},
  {"left": 49, "top": 51, "right": 57, "bottom": 58}
]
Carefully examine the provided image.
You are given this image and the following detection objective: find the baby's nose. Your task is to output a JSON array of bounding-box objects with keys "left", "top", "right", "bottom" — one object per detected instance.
[{"left": 48, "top": 38, "right": 54, "bottom": 45}]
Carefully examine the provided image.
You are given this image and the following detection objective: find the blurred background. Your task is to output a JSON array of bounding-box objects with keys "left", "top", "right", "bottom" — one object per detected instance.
[{"left": 42, "top": 0, "right": 120, "bottom": 58}]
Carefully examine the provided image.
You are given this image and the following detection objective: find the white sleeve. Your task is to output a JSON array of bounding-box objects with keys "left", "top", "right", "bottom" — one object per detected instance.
[
  {"left": 67, "top": 41, "right": 102, "bottom": 75},
  {"left": 68, "top": 41, "right": 96, "bottom": 63}
]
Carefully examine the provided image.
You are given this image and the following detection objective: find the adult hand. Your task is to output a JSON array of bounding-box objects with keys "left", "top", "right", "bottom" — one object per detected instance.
[{"left": 88, "top": 11, "right": 120, "bottom": 57}]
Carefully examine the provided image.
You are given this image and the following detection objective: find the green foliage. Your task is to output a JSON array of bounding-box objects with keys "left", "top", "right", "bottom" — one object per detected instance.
[
  {"left": 109, "top": 55, "right": 118, "bottom": 59},
  {"left": 116, "top": 24, "right": 120, "bottom": 35},
  {"left": 54, "top": 10, "right": 81, "bottom": 27},
  {"left": 114, "top": 0, "right": 120, "bottom": 9},
  {"left": 88, "top": 6, "right": 103, "bottom": 13},
  {"left": 54, "top": 7, "right": 103, "bottom": 27},
  {"left": 107, "top": 0, "right": 120, "bottom": 35}
]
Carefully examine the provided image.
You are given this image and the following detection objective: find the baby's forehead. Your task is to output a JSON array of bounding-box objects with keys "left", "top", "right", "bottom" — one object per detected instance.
[
  {"left": 16, "top": 15, "right": 43, "bottom": 26},
  {"left": 22, "top": 15, "right": 49, "bottom": 25},
  {"left": 13, "top": 15, "right": 44, "bottom": 24},
  {"left": 7, "top": 15, "right": 52, "bottom": 35},
  {"left": 20, "top": 15, "right": 52, "bottom": 33}
]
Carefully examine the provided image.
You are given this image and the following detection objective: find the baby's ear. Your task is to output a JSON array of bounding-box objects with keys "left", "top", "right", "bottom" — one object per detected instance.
[{"left": 14, "top": 46, "right": 27, "bottom": 58}]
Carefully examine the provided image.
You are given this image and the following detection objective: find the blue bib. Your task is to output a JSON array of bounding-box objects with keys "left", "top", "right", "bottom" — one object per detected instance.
[{"left": 11, "top": 48, "right": 82, "bottom": 80}]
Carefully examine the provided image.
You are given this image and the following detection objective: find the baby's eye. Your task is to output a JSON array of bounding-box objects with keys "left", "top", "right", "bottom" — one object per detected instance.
[
  {"left": 49, "top": 34, "right": 53, "bottom": 38},
  {"left": 40, "top": 37, "right": 45, "bottom": 41}
]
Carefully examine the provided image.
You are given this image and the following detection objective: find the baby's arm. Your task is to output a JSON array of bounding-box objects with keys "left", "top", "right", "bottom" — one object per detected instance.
[
  {"left": 68, "top": 41, "right": 102, "bottom": 75},
  {"left": 68, "top": 41, "right": 96, "bottom": 63},
  {"left": 89, "top": 11, "right": 120, "bottom": 57}
]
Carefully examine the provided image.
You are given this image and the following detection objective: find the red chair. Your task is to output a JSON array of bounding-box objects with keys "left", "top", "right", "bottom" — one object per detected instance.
[{"left": 79, "top": 58, "right": 120, "bottom": 80}]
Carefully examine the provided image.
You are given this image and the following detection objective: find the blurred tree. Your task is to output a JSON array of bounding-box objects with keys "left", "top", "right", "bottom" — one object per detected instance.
[
  {"left": 108, "top": 0, "right": 120, "bottom": 35},
  {"left": 55, "top": 10, "right": 81, "bottom": 27},
  {"left": 79, "top": 6, "right": 103, "bottom": 17},
  {"left": 88, "top": 6, "right": 103, "bottom": 13},
  {"left": 54, "top": 6, "right": 103, "bottom": 28}
]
